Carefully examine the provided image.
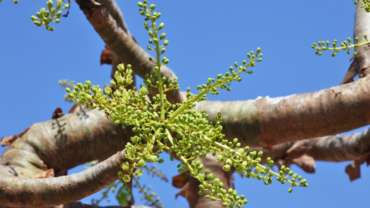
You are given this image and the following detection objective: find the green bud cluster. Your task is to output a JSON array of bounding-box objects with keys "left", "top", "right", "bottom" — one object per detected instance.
[
  {"left": 312, "top": 36, "right": 370, "bottom": 57},
  {"left": 138, "top": 0, "right": 170, "bottom": 67},
  {"left": 31, "top": 0, "right": 70, "bottom": 31},
  {"left": 64, "top": 1, "right": 307, "bottom": 207},
  {"left": 1, "top": 0, "right": 70, "bottom": 30}
]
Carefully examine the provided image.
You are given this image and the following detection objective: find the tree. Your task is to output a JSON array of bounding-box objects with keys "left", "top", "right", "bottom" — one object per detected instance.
[{"left": 1, "top": 0, "right": 370, "bottom": 207}]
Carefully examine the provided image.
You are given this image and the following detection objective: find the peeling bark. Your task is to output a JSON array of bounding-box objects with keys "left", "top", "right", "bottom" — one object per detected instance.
[
  {"left": 1, "top": 110, "right": 129, "bottom": 178},
  {"left": 310, "top": 131, "right": 370, "bottom": 160},
  {"left": 0, "top": 151, "right": 125, "bottom": 207},
  {"left": 197, "top": 76, "right": 370, "bottom": 146},
  {"left": 341, "top": 59, "right": 359, "bottom": 84},
  {"left": 258, "top": 128, "right": 370, "bottom": 176},
  {"left": 0, "top": 110, "right": 130, "bottom": 207},
  {"left": 269, "top": 128, "right": 370, "bottom": 163}
]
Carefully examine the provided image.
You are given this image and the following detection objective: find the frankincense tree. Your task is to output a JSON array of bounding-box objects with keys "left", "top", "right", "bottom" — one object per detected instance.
[{"left": 1, "top": 0, "right": 370, "bottom": 208}]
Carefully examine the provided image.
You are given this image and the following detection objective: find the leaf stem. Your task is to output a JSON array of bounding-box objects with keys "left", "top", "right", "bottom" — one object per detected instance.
[{"left": 151, "top": 20, "right": 166, "bottom": 121}]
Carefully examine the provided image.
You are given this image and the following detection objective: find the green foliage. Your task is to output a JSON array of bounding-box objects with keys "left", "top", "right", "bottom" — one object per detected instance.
[
  {"left": 312, "top": 1, "right": 370, "bottom": 57},
  {"left": 65, "top": 1, "right": 307, "bottom": 207},
  {"left": 1, "top": 0, "right": 70, "bottom": 31},
  {"left": 312, "top": 36, "right": 370, "bottom": 57},
  {"left": 31, "top": 0, "right": 70, "bottom": 31}
]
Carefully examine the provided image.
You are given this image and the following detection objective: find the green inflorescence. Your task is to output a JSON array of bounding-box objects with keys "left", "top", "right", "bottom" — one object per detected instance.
[
  {"left": 312, "top": 1, "right": 370, "bottom": 57},
  {"left": 312, "top": 36, "right": 370, "bottom": 57},
  {"left": 31, "top": 0, "right": 70, "bottom": 31},
  {"left": 65, "top": 1, "right": 308, "bottom": 207},
  {"left": 1, "top": 0, "right": 70, "bottom": 31}
]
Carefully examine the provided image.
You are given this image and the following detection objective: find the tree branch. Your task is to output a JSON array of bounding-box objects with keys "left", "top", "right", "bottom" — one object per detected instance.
[
  {"left": 341, "top": 3, "right": 370, "bottom": 83},
  {"left": 2, "top": 75, "right": 370, "bottom": 206},
  {"left": 281, "top": 128, "right": 370, "bottom": 162},
  {"left": 0, "top": 151, "right": 125, "bottom": 207},
  {"left": 263, "top": 128, "right": 370, "bottom": 177},
  {"left": 355, "top": 2, "right": 370, "bottom": 77},
  {"left": 267, "top": 127, "right": 370, "bottom": 162},
  {"left": 341, "top": 59, "right": 359, "bottom": 84},
  {"left": 1, "top": 109, "right": 129, "bottom": 178},
  {"left": 197, "top": 75, "right": 370, "bottom": 146}
]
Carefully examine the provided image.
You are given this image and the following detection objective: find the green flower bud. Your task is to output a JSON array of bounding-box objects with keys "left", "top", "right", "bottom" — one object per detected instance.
[{"left": 158, "top": 22, "right": 165, "bottom": 30}]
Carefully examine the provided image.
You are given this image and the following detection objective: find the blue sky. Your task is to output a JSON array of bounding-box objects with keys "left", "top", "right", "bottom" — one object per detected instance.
[{"left": 1, "top": 1, "right": 369, "bottom": 207}]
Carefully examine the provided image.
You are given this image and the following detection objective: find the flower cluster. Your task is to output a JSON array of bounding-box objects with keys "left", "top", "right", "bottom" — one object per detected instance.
[
  {"left": 65, "top": 1, "right": 307, "bottom": 207},
  {"left": 312, "top": 1, "right": 370, "bottom": 57},
  {"left": 31, "top": 0, "right": 70, "bottom": 31},
  {"left": 0, "top": 0, "right": 70, "bottom": 31},
  {"left": 312, "top": 36, "right": 370, "bottom": 57}
]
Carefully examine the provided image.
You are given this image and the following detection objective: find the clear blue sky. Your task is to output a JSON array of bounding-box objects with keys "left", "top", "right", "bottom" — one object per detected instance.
[{"left": 1, "top": 1, "right": 369, "bottom": 207}]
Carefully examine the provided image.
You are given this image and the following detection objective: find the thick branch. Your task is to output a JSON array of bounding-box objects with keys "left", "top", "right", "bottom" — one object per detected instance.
[
  {"left": 341, "top": 59, "right": 359, "bottom": 84},
  {"left": 0, "top": 151, "right": 124, "bottom": 207},
  {"left": 196, "top": 76, "right": 370, "bottom": 146},
  {"left": 1, "top": 109, "right": 129, "bottom": 178},
  {"left": 263, "top": 128, "right": 370, "bottom": 176},
  {"left": 355, "top": 2, "right": 370, "bottom": 76},
  {"left": 269, "top": 128, "right": 370, "bottom": 162}
]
